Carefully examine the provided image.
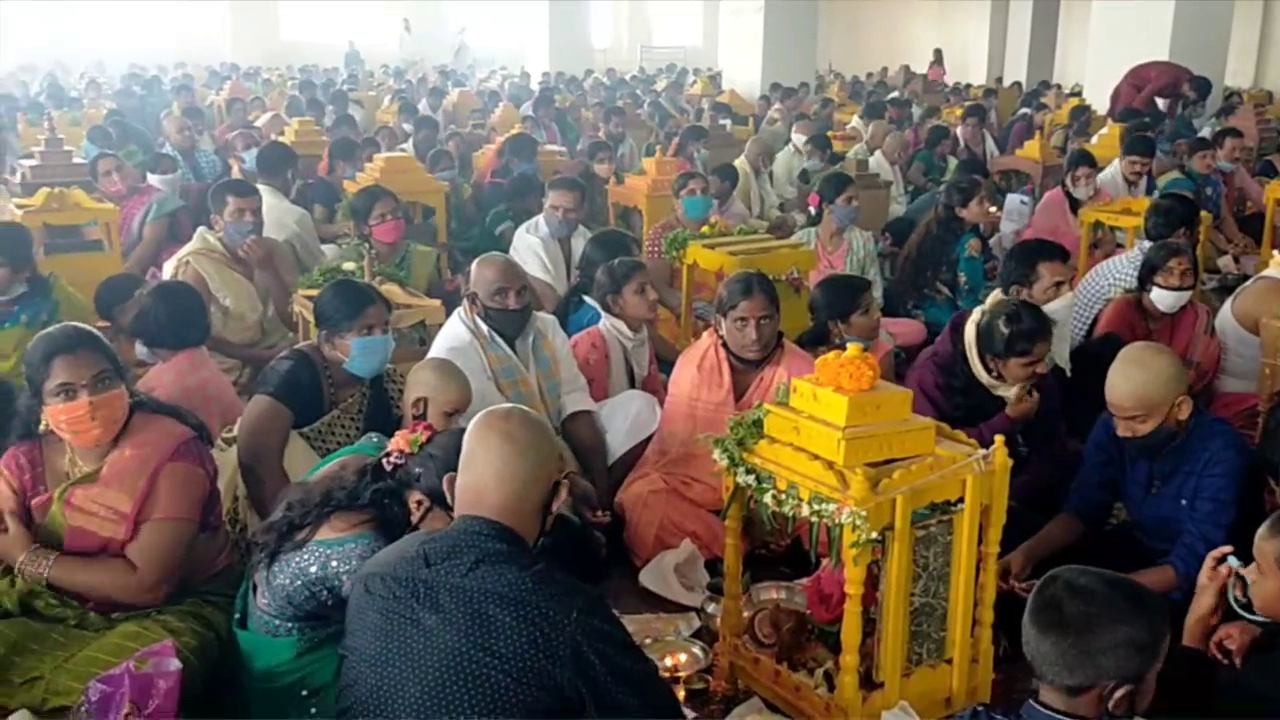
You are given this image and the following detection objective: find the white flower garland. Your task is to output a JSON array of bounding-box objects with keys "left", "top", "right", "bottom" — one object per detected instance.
[{"left": 710, "top": 405, "right": 878, "bottom": 555}]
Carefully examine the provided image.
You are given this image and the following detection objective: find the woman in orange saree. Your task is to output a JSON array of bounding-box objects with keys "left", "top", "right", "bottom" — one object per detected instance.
[
  {"left": 0, "top": 323, "right": 236, "bottom": 714},
  {"left": 1091, "top": 241, "right": 1220, "bottom": 395},
  {"left": 617, "top": 271, "right": 815, "bottom": 566}
]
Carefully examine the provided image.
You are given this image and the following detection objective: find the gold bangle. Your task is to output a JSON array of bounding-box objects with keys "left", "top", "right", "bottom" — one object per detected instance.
[{"left": 14, "top": 545, "right": 57, "bottom": 586}]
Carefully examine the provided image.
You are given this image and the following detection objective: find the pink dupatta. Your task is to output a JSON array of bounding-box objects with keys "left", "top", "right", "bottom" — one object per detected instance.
[
  {"left": 1021, "top": 186, "right": 1113, "bottom": 263},
  {"left": 617, "top": 331, "right": 814, "bottom": 564}
]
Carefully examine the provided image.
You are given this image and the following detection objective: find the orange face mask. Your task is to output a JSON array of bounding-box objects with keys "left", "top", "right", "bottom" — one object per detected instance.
[{"left": 42, "top": 386, "right": 131, "bottom": 449}]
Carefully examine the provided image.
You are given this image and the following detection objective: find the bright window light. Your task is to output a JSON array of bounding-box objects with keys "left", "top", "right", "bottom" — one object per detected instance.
[
  {"left": 590, "top": 0, "right": 614, "bottom": 51},
  {"left": 647, "top": 0, "right": 703, "bottom": 48},
  {"left": 277, "top": 0, "right": 401, "bottom": 47}
]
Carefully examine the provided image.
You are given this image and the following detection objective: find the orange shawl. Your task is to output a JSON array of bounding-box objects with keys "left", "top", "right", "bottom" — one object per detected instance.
[{"left": 617, "top": 331, "right": 815, "bottom": 564}]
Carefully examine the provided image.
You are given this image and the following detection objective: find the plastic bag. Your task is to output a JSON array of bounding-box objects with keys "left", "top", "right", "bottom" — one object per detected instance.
[{"left": 75, "top": 639, "right": 183, "bottom": 719}]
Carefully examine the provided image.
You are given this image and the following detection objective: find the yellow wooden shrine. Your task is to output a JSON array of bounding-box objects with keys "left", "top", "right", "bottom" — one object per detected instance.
[
  {"left": 678, "top": 235, "right": 814, "bottom": 345},
  {"left": 487, "top": 102, "right": 522, "bottom": 137},
  {"left": 17, "top": 114, "right": 92, "bottom": 197},
  {"left": 18, "top": 109, "right": 101, "bottom": 156},
  {"left": 346, "top": 152, "right": 450, "bottom": 272},
  {"left": 1076, "top": 197, "right": 1150, "bottom": 276},
  {"left": 1082, "top": 122, "right": 1122, "bottom": 168},
  {"left": 11, "top": 187, "right": 123, "bottom": 300},
  {"left": 717, "top": 90, "right": 755, "bottom": 118},
  {"left": 716, "top": 375, "right": 1011, "bottom": 719},
  {"left": 279, "top": 117, "right": 328, "bottom": 179},
  {"left": 448, "top": 89, "right": 483, "bottom": 130},
  {"left": 608, "top": 152, "right": 680, "bottom": 240},
  {"left": 1260, "top": 180, "right": 1279, "bottom": 259}
]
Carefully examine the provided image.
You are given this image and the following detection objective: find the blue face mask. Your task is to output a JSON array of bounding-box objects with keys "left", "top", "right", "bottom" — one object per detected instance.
[
  {"left": 515, "top": 160, "right": 539, "bottom": 176},
  {"left": 830, "top": 203, "right": 861, "bottom": 230},
  {"left": 342, "top": 333, "right": 395, "bottom": 380},
  {"left": 239, "top": 146, "right": 259, "bottom": 173},
  {"left": 681, "top": 194, "right": 714, "bottom": 223},
  {"left": 435, "top": 168, "right": 458, "bottom": 182},
  {"left": 222, "top": 219, "right": 262, "bottom": 249},
  {"left": 343, "top": 166, "right": 358, "bottom": 180},
  {"left": 543, "top": 211, "right": 578, "bottom": 240},
  {"left": 1217, "top": 160, "right": 1237, "bottom": 173}
]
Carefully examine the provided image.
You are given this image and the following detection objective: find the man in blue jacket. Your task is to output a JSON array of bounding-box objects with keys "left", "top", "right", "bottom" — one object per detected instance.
[{"left": 998, "top": 341, "right": 1251, "bottom": 604}]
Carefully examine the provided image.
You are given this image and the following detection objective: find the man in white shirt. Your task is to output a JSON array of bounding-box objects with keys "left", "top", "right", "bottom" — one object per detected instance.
[
  {"left": 869, "top": 132, "right": 908, "bottom": 220},
  {"left": 254, "top": 141, "right": 325, "bottom": 274},
  {"left": 732, "top": 137, "right": 785, "bottom": 229},
  {"left": 428, "top": 253, "right": 661, "bottom": 507},
  {"left": 1096, "top": 134, "right": 1157, "bottom": 200},
  {"left": 772, "top": 120, "right": 814, "bottom": 208},
  {"left": 508, "top": 175, "right": 592, "bottom": 311},
  {"left": 418, "top": 86, "right": 448, "bottom": 129}
]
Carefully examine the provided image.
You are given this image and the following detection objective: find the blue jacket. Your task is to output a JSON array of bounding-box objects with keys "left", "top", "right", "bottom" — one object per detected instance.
[
  {"left": 1064, "top": 409, "right": 1251, "bottom": 600},
  {"left": 952, "top": 699, "right": 1090, "bottom": 720}
]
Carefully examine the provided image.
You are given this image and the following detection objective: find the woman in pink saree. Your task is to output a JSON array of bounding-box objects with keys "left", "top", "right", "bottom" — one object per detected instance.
[
  {"left": 90, "top": 152, "right": 193, "bottom": 278},
  {"left": 1021, "top": 148, "right": 1111, "bottom": 267},
  {"left": 616, "top": 271, "right": 814, "bottom": 566}
]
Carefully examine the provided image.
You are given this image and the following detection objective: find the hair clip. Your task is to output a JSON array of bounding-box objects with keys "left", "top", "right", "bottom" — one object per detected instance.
[{"left": 381, "top": 421, "right": 437, "bottom": 471}]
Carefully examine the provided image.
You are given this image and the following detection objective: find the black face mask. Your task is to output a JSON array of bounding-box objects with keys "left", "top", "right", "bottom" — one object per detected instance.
[
  {"left": 1119, "top": 419, "right": 1182, "bottom": 458},
  {"left": 477, "top": 299, "right": 533, "bottom": 346},
  {"left": 719, "top": 330, "right": 783, "bottom": 370}
]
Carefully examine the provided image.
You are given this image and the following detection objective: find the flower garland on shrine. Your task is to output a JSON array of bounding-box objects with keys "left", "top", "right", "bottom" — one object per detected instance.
[
  {"left": 661, "top": 218, "right": 757, "bottom": 262},
  {"left": 708, "top": 395, "right": 877, "bottom": 564}
]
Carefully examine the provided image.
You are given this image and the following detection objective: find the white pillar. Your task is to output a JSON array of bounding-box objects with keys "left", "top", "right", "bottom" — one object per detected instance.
[
  {"left": 717, "top": 0, "right": 818, "bottom": 99},
  {"left": 547, "top": 0, "right": 595, "bottom": 73},
  {"left": 1003, "top": 0, "right": 1059, "bottom": 86},
  {"left": 1225, "top": 0, "right": 1265, "bottom": 88}
]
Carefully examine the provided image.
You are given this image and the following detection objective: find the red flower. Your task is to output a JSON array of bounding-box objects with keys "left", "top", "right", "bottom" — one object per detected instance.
[{"left": 806, "top": 562, "right": 845, "bottom": 626}]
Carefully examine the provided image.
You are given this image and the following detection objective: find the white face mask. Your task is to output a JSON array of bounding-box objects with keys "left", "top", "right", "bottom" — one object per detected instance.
[
  {"left": 1040, "top": 291, "right": 1075, "bottom": 375},
  {"left": 147, "top": 172, "right": 181, "bottom": 196},
  {"left": 134, "top": 339, "right": 160, "bottom": 366},
  {"left": 0, "top": 281, "right": 29, "bottom": 303},
  {"left": 1148, "top": 286, "right": 1193, "bottom": 314},
  {"left": 1069, "top": 180, "right": 1096, "bottom": 201},
  {"left": 791, "top": 132, "right": 808, "bottom": 150}
]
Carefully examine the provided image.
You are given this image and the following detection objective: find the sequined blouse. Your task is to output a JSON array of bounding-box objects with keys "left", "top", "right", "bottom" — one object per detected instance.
[{"left": 247, "top": 533, "right": 386, "bottom": 638}]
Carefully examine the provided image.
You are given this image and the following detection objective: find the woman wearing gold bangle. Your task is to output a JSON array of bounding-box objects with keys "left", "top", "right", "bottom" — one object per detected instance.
[{"left": 0, "top": 323, "right": 237, "bottom": 714}]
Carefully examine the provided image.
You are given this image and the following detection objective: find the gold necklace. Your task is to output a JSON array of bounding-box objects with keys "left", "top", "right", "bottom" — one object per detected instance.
[{"left": 63, "top": 443, "right": 104, "bottom": 480}]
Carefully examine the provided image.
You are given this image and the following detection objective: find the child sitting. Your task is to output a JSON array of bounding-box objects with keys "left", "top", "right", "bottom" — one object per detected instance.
[
  {"left": 401, "top": 357, "right": 472, "bottom": 430},
  {"left": 956, "top": 565, "right": 1169, "bottom": 720},
  {"left": 1154, "top": 512, "right": 1280, "bottom": 716}
]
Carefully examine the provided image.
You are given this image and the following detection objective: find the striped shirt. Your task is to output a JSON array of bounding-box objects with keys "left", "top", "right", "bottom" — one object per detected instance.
[{"left": 1069, "top": 239, "right": 1150, "bottom": 347}]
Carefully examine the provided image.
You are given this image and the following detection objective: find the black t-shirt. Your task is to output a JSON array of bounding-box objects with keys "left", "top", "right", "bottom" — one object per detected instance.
[{"left": 305, "top": 178, "right": 344, "bottom": 225}]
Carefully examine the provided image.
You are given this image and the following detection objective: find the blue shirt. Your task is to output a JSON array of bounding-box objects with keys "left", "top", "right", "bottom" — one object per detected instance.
[
  {"left": 1064, "top": 409, "right": 1250, "bottom": 600},
  {"left": 952, "top": 698, "right": 1088, "bottom": 720}
]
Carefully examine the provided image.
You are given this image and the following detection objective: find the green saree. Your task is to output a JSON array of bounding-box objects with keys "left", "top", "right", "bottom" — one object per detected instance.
[
  {"left": 232, "top": 580, "right": 341, "bottom": 718},
  {"left": 0, "top": 569, "right": 238, "bottom": 714}
]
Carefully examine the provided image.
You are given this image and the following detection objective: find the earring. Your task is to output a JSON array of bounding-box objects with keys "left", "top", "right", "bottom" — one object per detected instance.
[{"left": 38, "top": 415, "right": 50, "bottom": 434}]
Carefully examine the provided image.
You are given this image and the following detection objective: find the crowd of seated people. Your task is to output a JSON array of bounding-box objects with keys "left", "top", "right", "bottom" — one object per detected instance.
[{"left": 0, "top": 48, "right": 1278, "bottom": 718}]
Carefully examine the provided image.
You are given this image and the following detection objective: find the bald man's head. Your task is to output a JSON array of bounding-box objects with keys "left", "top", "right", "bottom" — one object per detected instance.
[
  {"left": 162, "top": 114, "right": 196, "bottom": 152},
  {"left": 467, "top": 252, "right": 534, "bottom": 318},
  {"left": 454, "top": 404, "right": 568, "bottom": 545},
  {"left": 792, "top": 120, "right": 816, "bottom": 139},
  {"left": 744, "top": 137, "right": 774, "bottom": 173},
  {"left": 404, "top": 357, "right": 472, "bottom": 431},
  {"left": 865, "top": 121, "right": 890, "bottom": 151},
  {"left": 1105, "top": 341, "right": 1192, "bottom": 441},
  {"left": 881, "top": 131, "right": 907, "bottom": 164}
]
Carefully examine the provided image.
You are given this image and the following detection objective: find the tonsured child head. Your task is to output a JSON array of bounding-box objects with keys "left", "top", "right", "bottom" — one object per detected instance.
[{"left": 1022, "top": 565, "right": 1170, "bottom": 719}]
